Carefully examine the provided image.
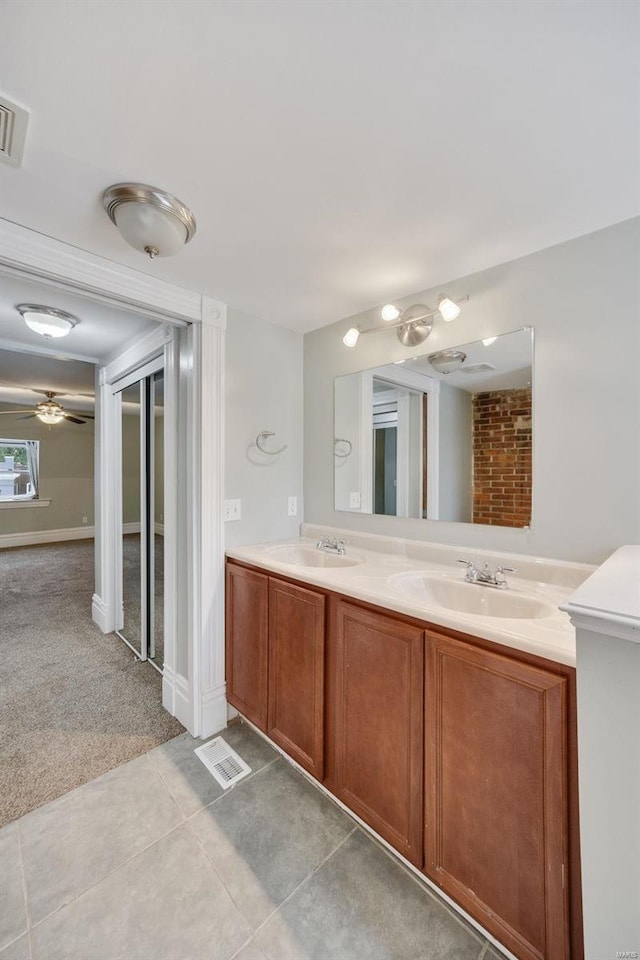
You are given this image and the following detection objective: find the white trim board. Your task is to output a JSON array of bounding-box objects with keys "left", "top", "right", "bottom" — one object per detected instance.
[{"left": 0, "top": 525, "right": 94, "bottom": 549}]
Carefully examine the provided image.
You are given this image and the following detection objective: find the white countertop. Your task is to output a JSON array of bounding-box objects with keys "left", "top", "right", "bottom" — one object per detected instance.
[{"left": 227, "top": 526, "right": 597, "bottom": 667}]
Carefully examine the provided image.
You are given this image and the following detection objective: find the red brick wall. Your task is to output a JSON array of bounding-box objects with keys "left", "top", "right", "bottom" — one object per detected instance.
[{"left": 472, "top": 388, "right": 532, "bottom": 527}]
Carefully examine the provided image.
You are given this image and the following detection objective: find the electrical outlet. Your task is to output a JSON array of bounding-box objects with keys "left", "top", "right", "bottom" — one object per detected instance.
[
  {"left": 349, "top": 492, "right": 361, "bottom": 509},
  {"left": 287, "top": 496, "right": 297, "bottom": 517},
  {"left": 82, "top": 516, "right": 88, "bottom": 524},
  {"left": 224, "top": 499, "right": 242, "bottom": 522}
]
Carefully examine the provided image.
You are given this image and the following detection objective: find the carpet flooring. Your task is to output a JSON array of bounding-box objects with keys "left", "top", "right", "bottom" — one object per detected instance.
[{"left": 0, "top": 539, "right": 184, "bottom": 828}]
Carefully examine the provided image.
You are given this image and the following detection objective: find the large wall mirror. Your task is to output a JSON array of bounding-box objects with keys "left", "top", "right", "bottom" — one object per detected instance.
[{"left": 334, "top": 327, "right": 533, "bottom": 528}]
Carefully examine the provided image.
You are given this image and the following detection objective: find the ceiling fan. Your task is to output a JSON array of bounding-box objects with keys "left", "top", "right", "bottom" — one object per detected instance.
[{"left": 0, "top": 391, "right": 94, "bottom": 425}]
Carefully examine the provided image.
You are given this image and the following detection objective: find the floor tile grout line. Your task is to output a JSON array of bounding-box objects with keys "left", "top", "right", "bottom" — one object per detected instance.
[
  {"left": 227, "top": 936, "right": 256, "bottom": 960},
  {"left": 252, "top": 826, "right": 358, "bottom": 938},
  {"left": 25, "top": 819, "right": 187, "bottom": 935},
  {"left": 183, "top": 817, "right": 254, "bottom": 940},
  {"left": 15, "top": 821, "right": 33, "bottom": 960},
  {"left": 477, "top": 941, "right": 489, "bottom": 960},
  {"left": 183, "top": 754, "right": 281, "bottom": 820}
]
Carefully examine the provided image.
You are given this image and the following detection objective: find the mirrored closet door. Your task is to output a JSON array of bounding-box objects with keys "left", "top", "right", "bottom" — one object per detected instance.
[{"left": 115, "top": 362, "right": 165, "bottom": 673}]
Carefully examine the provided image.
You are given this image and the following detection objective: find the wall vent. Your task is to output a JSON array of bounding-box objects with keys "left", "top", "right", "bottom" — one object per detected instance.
[
  {"left": 460, "top": 363, "right": 496, "bottom": 374},
  {"left": 0, "top": 95, "right": 29, "bottom": 167}
]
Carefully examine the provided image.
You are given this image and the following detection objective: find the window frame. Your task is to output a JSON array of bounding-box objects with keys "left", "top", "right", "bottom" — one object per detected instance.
[{"left": 0, "top": 438, "right": 39, "bottom": 502}]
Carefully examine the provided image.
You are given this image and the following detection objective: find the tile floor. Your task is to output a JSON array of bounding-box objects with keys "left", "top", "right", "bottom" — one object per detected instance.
[{"left": 0, "top": 720, "right": 510, "bottom": 960}]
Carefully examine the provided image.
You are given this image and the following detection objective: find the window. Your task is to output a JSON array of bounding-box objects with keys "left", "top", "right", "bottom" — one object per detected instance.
[{"left": 0, "top": 440, "right": 39, "bottom": 501}]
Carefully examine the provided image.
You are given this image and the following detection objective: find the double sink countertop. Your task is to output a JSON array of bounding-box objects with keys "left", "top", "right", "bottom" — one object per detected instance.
[{"left": 226, "top": 524, "right": 598, "bottom": 668}]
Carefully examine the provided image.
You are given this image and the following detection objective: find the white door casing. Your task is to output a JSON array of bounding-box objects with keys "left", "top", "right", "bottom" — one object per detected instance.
[{"left": 0, "top": 218, "right": 227, "bottom": 738}]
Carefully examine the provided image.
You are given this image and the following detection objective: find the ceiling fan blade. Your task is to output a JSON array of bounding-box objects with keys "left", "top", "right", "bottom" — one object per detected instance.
[
  {"left": 63, "top": 415, "right": 87, "bottom": 424},
  {"left": 0, "top": 410, "right": 37, "bottom": 415},
  {"left": 17, "top": 414, "right": 38, "bottom": 420},
  {"left": 76, "top": 413, "right": 95, "bottom": 419}
]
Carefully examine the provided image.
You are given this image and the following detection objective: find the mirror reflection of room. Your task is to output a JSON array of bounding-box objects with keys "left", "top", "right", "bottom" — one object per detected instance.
[{"left": 334, "top": 328, "right": 532, "bottom": 528}]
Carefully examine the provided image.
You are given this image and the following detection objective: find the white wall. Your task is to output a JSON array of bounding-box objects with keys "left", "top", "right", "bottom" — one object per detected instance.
[
  {"left": 438, "top": 383, "right": 472, "bottom": 523},
  {"left": 304, "top": 218, "right": 640, "bottom": 564},
  {"left": 225, "top": 307, "right": 303, "bottom": 547}
]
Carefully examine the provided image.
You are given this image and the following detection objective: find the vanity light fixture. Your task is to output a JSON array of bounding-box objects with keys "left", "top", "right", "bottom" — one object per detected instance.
[
  {"left": 102, "top": 183, "right": 197, "bottom": 258},
  {"left": 17, "top": 304, "right": 79, "bottom": 339},
  {"left": 428, "top": 349, "right": 467, "bottom": 374},
  {"left": 342, "top": 294, "right": 469, "bottom": 349}
]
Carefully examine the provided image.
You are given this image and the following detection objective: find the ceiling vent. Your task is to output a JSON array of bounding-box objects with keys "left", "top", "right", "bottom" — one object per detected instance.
[
  {"left": 0, "top": 95, "right": 29, "bottom": 167},
  {"left": 460, "top": 363, "right": 496, "bottom": 374}
]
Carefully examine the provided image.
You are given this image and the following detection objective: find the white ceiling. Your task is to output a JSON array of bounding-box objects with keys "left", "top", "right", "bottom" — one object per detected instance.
[
  {"left": 0, "top": 273, "right": 158, "bottom": 363},
  {"left": 1, "top": 1, "right": 638, "bottom": 333}
]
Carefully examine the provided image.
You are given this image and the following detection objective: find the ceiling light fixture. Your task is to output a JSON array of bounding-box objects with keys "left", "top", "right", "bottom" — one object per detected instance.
[
  {"left": 482, "top": 337, "right": 497, "bottom": 346},
  {"left": 17, "top": 304, "right": 79, "bottom": 339},
  {"left": 102, "top": 183, "right": 197, "bottom": 258},
  {"left": 428, "top": 349, "right": 467, "bottom": 374},
  {"left": 342, "top": 294, "right": 468, "bottom": 349}
]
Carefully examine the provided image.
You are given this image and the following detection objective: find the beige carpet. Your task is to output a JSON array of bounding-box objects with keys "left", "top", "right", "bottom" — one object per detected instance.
[{"left": 0, "top": 539, "right": 184, "bottom": 828}]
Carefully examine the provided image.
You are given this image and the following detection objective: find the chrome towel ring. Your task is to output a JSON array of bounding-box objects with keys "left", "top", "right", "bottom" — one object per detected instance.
[{"left": 256, "top": 430, "right": 287, "bottom": 455}]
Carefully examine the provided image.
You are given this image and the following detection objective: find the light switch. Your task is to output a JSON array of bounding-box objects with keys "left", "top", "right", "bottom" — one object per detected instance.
[
  {"left": 224, "top": 499, "right": 242, "bottom": 522},
  {"left": 350, "top": 492, "right": 361, "bottom": 509}
]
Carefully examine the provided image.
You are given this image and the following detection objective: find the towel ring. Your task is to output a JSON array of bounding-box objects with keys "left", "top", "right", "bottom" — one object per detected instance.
[
  {"left": 256, "top": 430, "right": 287, "bottom": 455},
  {"left": 334, "top": 437, "right": 352, "bottom": 458}
]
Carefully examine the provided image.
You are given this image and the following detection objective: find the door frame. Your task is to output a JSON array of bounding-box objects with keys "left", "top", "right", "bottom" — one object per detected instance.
[{"left": 0, "top": 218, "right": 228, "bottom": 738}]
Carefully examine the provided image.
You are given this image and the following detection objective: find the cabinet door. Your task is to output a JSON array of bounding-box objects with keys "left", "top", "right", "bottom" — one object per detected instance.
[
  {"left": 225, "top": 563, "right": 268, "bottom": 731},
  {"left": 268, "top": 578, "right": 325, "bottom": 779},
  {"left": 330, "top": 600, "right": 424, "bottom": 866},
  {"left": 425, "top": 631, "right": 569, "bottom": 960}
]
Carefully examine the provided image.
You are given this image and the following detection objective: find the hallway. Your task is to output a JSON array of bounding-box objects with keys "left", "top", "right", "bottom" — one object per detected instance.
[{"left": 0, "top": 539, "right": 183, "bottom": 827}]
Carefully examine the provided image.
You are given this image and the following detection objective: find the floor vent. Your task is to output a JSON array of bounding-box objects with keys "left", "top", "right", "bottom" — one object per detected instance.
[
  {"left": 194, "top": 736, "right": 251, "bottom": 789},
  {"left": 0, "top": 95, "right": 29, "bottom": 167}
]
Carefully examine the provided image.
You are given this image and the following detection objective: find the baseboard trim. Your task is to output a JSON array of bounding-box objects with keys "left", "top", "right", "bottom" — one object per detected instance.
[
  {"left": 91, "top": 593, "right": 112, "bottom": 634},
  {"left": 163, "top": 666, "right": 194, "bottom": 734},
  {"left": 199, "top": 683, "right": 229, "bottom": 739},
  {"left": 0, "top": 525, "right": 94, "bottom": 549}
]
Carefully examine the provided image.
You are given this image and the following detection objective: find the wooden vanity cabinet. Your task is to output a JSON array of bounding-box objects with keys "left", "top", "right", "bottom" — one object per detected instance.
[
  {"left": 225, "top": 562, "right": 325, "bottom": 777},
  {"left": 326, "top": 599, "right": 425, "bottom": 867},
  {"left": 268, "top": 578, "right": 325, "bottom": 779},
  {"left": 225, "top": 563, "right": 269, "bottom": 730},
  {"left": 425, "top": 630, "right": 572, "bottom": 960}
]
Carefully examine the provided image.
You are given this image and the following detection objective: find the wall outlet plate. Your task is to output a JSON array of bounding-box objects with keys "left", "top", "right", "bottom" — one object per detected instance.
[
  {"left": 350, "top": 492, "right": 361, "bottom": 509},
  {"left": 224, "top": 499, "right": 242, "bottom": 522},
  {"left": 288, "top": 496, "right": 297, "bottom": 517}
]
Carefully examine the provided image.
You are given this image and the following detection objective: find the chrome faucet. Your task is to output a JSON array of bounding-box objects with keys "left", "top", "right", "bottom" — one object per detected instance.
[
  {"left": 457, "top": 559, "right": 516, "bottom": 589},
  {"left": 317, "top": 537, "right": 348, "bottom": 555}
]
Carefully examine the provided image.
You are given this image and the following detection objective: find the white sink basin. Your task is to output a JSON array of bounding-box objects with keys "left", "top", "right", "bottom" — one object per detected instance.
[
  {"left": 266, "top": 545, "right": 363, "bottom": 568},
  {"left": 390, "top": 573, "right": 555, "bottom": 620}
]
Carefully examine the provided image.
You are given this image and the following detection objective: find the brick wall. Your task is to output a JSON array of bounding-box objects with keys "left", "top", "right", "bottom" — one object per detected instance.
[{"left": 472, "top": 388, "right": 532, "bottom": 527}]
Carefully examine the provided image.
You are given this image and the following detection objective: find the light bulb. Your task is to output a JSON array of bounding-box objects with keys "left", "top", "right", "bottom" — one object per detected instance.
[
  {"left": 437, "top": 296, "right": 461, "bottom": 322},
  {"left": 37, "top": 411, "right": 65, "bottom": 424},
  {"left": 342, "top": 327, "right": 360, "bottom": 348},
  {"left": 482, "top": 337, "right": 497, "bottom": 346},
  {"left": 21, "top": 310, "right": 76, "bottom": 338},
  {"left": 381, "top": 304, "right": 400, "bottom": 322}
]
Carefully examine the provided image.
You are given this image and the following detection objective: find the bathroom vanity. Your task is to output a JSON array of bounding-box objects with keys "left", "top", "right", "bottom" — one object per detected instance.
[{"left": 225, "top": 528, "right": 591, "bottom": 960}]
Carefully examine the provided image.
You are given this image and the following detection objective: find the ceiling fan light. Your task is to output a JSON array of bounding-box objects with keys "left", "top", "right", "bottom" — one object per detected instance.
[
  {"left": 103, "top": 183, "right": 196, "bottom": 258},
  {"left": 37, "top": 410, "right": 65, "bottom": 424},
  {"left": 437, "top": 295, "right": 461, "bottom": 322},
  {"left": 343, "top": 327, "right": 360, "bottom": 348},
  {"left": 18, "top": 304, "right": 79, "bottom": 339},
  {"left": 381, "top": 304, "right": 400, "bottom": 322}
]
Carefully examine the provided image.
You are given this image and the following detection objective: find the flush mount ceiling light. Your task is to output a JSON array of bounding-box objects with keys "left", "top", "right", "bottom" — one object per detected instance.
[
  {"left": 428, "top": 349, "right": 467, "bottom": 374},
  {"left": 17, "top": 304, "right": 79, "bottom": 339},
  {"left": 102, "top": 183, "right": 197, "bottom": 258},
  {"left": 342, "top": 294, "right": 468, "bottom": 349}
]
